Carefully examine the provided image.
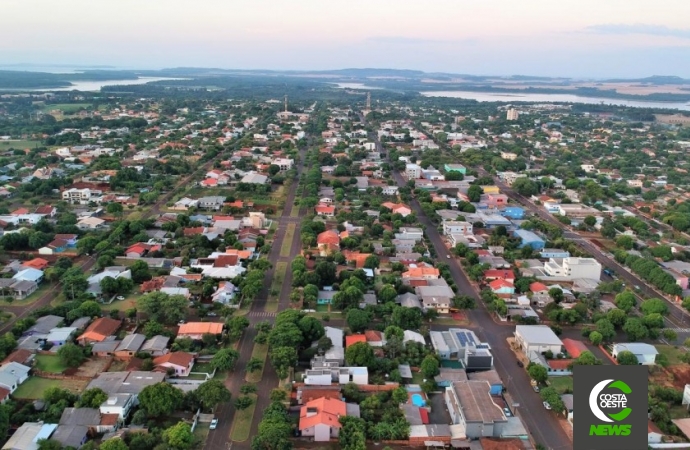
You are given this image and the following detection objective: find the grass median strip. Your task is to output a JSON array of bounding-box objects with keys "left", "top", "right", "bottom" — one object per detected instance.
[
  {"left": 265, "top": 262, "right": 287, "bottom": 313},
  {"left": 229, "top": 393, "right": 258, "bottom": 442},
  {"left": 245, "top": 343, "right": 268, "bottom": 383},
  {"left": 280, "top": 223, "right": 296, "bottom": 257}
]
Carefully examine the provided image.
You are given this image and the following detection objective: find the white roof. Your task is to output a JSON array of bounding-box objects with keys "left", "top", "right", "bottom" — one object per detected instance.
[
  {"left": 2, "top": 422, "right": 57, "bottom": 450},
  {"left": 516, "top": 325, "right": 563, "bottom": 346},
  {"left": 404, "top": 330, "right": 426, "bottom": 345},
  {"left": 613, "top": 343, "right": 659, "bottom": 356},
  {"left": 45, "top": 327, "right": 77, "bottom": 342}
]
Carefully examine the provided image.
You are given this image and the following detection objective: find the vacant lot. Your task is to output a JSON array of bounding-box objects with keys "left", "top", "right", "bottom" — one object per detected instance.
[
  {"left": 548, "top": 376, "right": 573, "bottom": 394},
  {"left": 656, "top": 345, "right": 686, "bottom": 365},
  {"left": 230, "top": 393, "right": 257, "bottom": 442},
  {"left": 0, "top": 139, "right": 42, "bottom": 151},
  {"left": 69, "top": 357, "right": 111, "bottom": 378},
  {"left": 13, "top": 377, "right": 88, "bottom": 399},
  {"left": 35, "top": 354, "right": 67, "bottom": 374}
]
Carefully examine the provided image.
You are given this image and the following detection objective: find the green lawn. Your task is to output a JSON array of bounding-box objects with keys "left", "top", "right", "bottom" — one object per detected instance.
[
  {"left": 192, "top": 362, "right": 214, "bottom": 374},
  {"left": 265, "top": 262, "right": 287, "bottom": 313},
  {"left": 290, "top": 204, "right": 301, "bottom": 218},
  {"left": 35, "top": 354, "right": 67, "bottom": 374},
  {"left": 100, "top": 293, "right": 143, "bottom": 311},
  {"left": 13, "top": 377, "right": 88, "bottom": 399},
  {"left": 0, "top": 284, "right": 53, "bottom": 307},
  {"left": 548, "top": 376, "right": 573, "bottom": 394},
  {"left": 193, "top": 423, "right": 210, "bottom": 447},
  {"left": 0, "top": 139, "right": 42, "bottom": 150},
  {"left": 230, "top": 394, "right": 257, "bottom": 442},
  {"left": 280, "top": 224, "right": 296, "bottom": 258},
  {"left": 40, "top": 103, "right": 91, "bottom": 114},
  {"left": 245, "top": 344, "right": 268, "bottom": 383},
  {"left": 655, "top": 345, "right": 686, "bottom": 365}
]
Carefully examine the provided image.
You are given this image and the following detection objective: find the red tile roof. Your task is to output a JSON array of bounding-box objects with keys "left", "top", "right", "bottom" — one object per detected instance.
[
  {"left": 78, "top": 317, "right": 121, "bottom": 343},
  {"left": 317, "top": 230, "right": 340, "bottom": 246},
  {"left": 345, "top": 335, "right": 367, "bottom": 347},
  {"left": 530, "top": 282, "right": 549, "bottom": 293},
  {"left": 299, "top": 397, "right": 346, "bottom": 430},
  {"left": 484, "top": 270, "right": 515, "bottom": 281},
  {"left": 364, "top": 330, "right": 383, "bottom": 342},
  {"left": 489, "top": 279, "right": 514, "bottom": 290},
  {"left": 154, "top": 351, "right": 194, "bottom": 368}
]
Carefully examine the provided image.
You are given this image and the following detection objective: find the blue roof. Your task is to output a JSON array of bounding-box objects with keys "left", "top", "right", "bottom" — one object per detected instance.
[
  {"left": 513, "top": 229, "right": 545, "bottom": 243},
  {"left": 12, "top": 268, "right": 43, "bottom": 282}
]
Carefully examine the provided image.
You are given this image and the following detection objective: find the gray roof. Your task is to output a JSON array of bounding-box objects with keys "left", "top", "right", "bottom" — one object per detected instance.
[
  {"left": 1, "top": 422, "right": 57, "bottom": 450},
  {"left": 52, "top": 425, "right": 88, "bottom": 449},
  {"left": 115, "top": 334, "right": 145, "bottom": 352},
  {"left": 70, "top": 317, "right": 91, "bottom": 329},
  {"left": 398, "top": 364, "right": 413, "bottom": 379},
  {"left": 561, "top": 394, "right": 574, "bottom": 411},
  {"left": 402, "top": 403, "right": 425, "bottom": 426},
  {"left": 59, "top": 407, "right": 100, "bottom": 426},
  {"left": 141, "top": 335, "right": 170, "bottom": 352},
  {"left": 515, "top": 325, "right": 563, "bottom": 346},
  {"left": 91, "top": 340, "right": 121, "bottom": 353},
  {"left": 28, "top": 315, "right": 64, "bottom": 334},
  {"left": 87, "top": 371, "right": 166, "bottom": 395}
]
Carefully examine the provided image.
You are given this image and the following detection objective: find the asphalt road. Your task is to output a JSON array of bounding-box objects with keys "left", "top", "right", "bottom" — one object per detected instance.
[
  {"left": 0, "top": 255, "right": 97, "bottom": 334},
  {"left": 489, "top": 173, "right": 690, "bottom": 333},
  {"left": 363, "top": 123, "right": 572, "bottom": 449},
  {"left": 205, "top": 146, "right": 308, "bottom": 450}
]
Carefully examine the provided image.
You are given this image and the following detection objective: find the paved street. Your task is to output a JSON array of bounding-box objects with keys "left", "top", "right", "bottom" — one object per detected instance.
[
  {"left": 370, "top": 127, "right": 573, "bottom": 449},
  {"left": 204, "top": 146, "right": 308, "bottom": 450},
  {"left": 489, "top": 173, "right": 690, "bottom": 334}
]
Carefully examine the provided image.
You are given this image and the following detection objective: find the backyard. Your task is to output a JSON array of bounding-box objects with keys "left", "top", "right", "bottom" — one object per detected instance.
[
  {"left": 35, "top": 354, "right": 67, "bottom": 374},
  {"left": 13, "top": 377, "right": 88, "bottom": 399},
  {"left": 655, "top": 345, "right": 686, "bottom": 365},
  {"left": 229, "top": 393, "right": 257, "bottom": 442}
]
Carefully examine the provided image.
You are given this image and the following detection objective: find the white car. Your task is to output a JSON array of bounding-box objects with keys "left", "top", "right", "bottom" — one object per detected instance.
[
  {"left": 543, "top": 401, "right": 551, "bottom": 410},
  {"left": 446, "top": 255, "right": 451, "bottom": 259},
  {"left": 210, "top": 418, "right": 218, "bottom": 430}
]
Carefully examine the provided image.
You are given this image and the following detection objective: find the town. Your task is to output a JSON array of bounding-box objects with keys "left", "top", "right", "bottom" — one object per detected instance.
[{"left": 0, "top": 81, "right": 690, "bottom": 450}]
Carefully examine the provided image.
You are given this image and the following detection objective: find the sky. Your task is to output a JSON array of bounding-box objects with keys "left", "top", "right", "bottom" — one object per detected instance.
[{"left": 2, "top": 0, "right": 690, "bottom": 78}]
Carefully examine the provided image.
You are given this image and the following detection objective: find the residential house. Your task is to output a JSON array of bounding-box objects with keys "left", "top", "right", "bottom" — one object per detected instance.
[
  {"left": 139, "top": 335, "right": 170, "bottom": 357},
  {"left": 539, "top": 248, "right": 570, "bottom": 259},
  {"left": 12, "top": 268, "right": 43, "bottom": 284},
  {"left": 211, "top": 281, "right": 236, "bottom": 305},
  {"left": 489, "top": 279, "right": 515, "bottom": 295},
  {"left": 381, "top": 202, "right": 412, "bottom": 217},
  {"left": 2, "top": 422, "right": 58, "bottom": 450},
  {"left": 316, "top": 230, "right": 340, "bottom": 257},
  {"left": 177, "top": 322, "right": 223, "bottom": 340},
  {"left": 299, "top": 397, "right": 347, "bottom": 441},
  {"left": 315, "top": 204, "right": 335, "bottom": 217},
  {"left": 114, "top": 334, "right": 146, "bottom": 360},
  {"left": 154, "top": 352, "right": 195, "bottom": 376},
  {"left": 45, "top": 327, "right": 77, "bottom": 347},
  {"left": 77, "top": 317, "right": 121, "bottom": 345},
  {"left": 442, "top": 221, "right": 472, "bottom": 236},
  {"left": 543, "top": 257, "right": 601, "bottom": 281},
  {"left": 77, "top": 216, "right": 106, "bottom": 230},
  {"left": 561, "top": 394, "right": 574, "bottom": 423},
  {"left": 444, "top": 380, "right": 507, "bottom": 438},
  {"left": 99, "top": 394, "right": 136, "bottom": 422},
  {"left": 0, "top": 279, "right": 38, "bottom": 300},
  {"left": 430, "top": 329, "right": 493, "bottom": 370},
  {"left": 197, "top": 196, "right": 225, "bottom": 210},
  {"left": 24, "top": 315, "right": 63, "bottom": 336},
  {"left": 0, "top": 362, "right": 30, "bottom": 393}
]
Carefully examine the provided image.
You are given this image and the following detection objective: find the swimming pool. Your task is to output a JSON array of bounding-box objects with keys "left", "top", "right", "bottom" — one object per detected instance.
[{"left": 411, "top": 393, "right": 426, "bottom": 407}]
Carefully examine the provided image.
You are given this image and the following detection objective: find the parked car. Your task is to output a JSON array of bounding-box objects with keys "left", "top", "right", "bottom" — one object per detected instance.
[
  {"left": 210, "top": 418, "right": 218, "bottom": 430},
  {"left": 503, "top": 407, "right": 512, "bottom": 417},
  {"left": 543, "top": 401, "right": 551, "bottom": 410},
  {"left": 533, "top": 385, "right": 540, "bottom": 393},
  {"left": 517, "top": 361, "right": 524, "bottom": 368},
  {"left": 446, "top": 255, "right": 451, "bottom": 259},
  {"left": 208, "top": 312, "right": 218, "bottom": 317}
]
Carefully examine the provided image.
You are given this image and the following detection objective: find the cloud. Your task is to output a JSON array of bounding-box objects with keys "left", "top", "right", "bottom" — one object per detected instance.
[{"left": 585, "top": 23, "right": 690, "bottom": 40}]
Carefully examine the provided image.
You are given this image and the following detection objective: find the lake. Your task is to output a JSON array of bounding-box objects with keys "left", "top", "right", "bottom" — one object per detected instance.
[
  {"left": 420, "top": 90, "right": 690, "bottom": 111},
  {"left": 29, "top": 77, "right": 188, "bottom": 92},
  {"left": 332, "top": 82, "right": 383, "bottom": 90}
]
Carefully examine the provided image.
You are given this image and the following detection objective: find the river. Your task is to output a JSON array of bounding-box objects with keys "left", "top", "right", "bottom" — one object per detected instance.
[
  {"left": 420, "top": 90, "right": 690, "bottom": 111},
  {"left": 29, "top": 77, "right": 188, "bottom": 92},
  {"left": 332, "top": 82, "right": 690, "bottom": 110}
]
